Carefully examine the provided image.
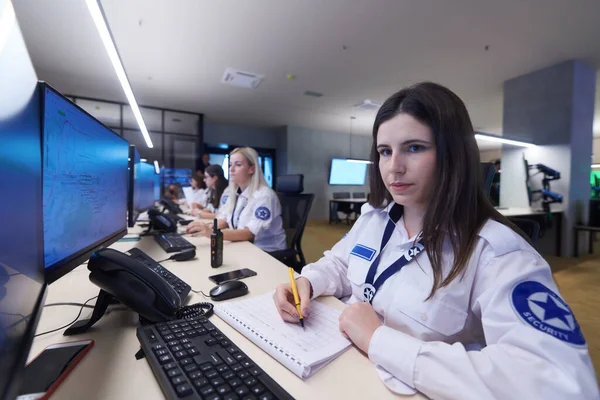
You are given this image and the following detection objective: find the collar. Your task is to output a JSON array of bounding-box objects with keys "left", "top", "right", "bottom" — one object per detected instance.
[{"left": 237, "top": 186, "right": 249, "bottom": 199}]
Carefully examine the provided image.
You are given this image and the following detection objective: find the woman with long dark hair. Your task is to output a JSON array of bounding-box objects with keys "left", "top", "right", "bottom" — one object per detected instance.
[
  {"left": 191, "top": 164, "right": 228, "bottom": 219},
  {"left": 273, "top": 82, "right": 597, "bottom": 398}
]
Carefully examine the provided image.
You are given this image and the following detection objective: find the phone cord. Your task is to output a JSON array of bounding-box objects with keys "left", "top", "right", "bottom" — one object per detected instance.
[{"left": 138, "top": 302, "right": 214, "bottom": 326}]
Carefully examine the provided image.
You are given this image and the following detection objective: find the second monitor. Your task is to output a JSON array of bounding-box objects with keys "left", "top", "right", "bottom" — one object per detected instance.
[{"left": 127, "top": 145, "right": 156, "bottom": 227}]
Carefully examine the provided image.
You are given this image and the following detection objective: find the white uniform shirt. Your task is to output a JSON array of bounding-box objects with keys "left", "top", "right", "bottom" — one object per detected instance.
[
  {"left": 191, "top": 188, "right": 208, "bottom": 207},
  {"left": 217, "top": 185, "right": 286, "bottom": 252},
  {"left": 301, "top": 201, "right": 599, "bottom": 399}
]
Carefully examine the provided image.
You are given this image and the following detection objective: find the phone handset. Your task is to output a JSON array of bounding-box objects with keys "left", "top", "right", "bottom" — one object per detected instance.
[{"left": 148, "top": 208, "right": 177, "bottom": 232}]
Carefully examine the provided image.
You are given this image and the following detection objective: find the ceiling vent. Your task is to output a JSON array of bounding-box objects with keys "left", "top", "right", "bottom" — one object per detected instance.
[
  {"left": 304, "top": 90, "right": 323, "bottom": 98},
  {"left": 221, "top": 67, "right": 264, "bottom": 89},
  {"left": 353, "top": 99, "right": 381, "bottom": 111}
]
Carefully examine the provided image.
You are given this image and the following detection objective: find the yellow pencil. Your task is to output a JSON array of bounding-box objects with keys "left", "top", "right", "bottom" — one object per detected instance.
[{"left": 288, "top": 267, "right": 305, "bottom": 329}]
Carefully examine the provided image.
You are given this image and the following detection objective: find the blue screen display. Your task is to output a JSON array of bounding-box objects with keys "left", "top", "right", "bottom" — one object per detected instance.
[
  {"left": 137, "top": 162, "right": 156, "bottom": 211},
  {"left": 329, "top": 159, "right": 368, "bottom": 185},
  {"left": 42, "top": 87, "right": 129, "bottom": 269}
]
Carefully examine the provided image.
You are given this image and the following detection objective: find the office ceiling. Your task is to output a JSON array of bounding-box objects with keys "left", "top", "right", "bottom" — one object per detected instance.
[{"left": 13, "top": 0, "right": 600, "bottom": 152}]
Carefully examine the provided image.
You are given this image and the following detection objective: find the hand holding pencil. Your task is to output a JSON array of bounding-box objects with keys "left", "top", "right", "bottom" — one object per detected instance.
[{"left": 273, "top": 272, "right": 312, "bottom": 326}]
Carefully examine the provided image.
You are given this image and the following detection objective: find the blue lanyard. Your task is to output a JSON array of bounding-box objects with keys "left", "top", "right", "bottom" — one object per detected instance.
[
  {"left": 230, "top": 192, "right": 247, "bottom": 229},
  {"left": 362, "top": 206, "right": 424, "bottom": 303}
]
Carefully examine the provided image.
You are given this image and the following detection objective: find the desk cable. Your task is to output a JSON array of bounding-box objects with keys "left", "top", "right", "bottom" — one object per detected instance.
[{"left": 34, "top": 295, "right": 98, "bottom": 337}]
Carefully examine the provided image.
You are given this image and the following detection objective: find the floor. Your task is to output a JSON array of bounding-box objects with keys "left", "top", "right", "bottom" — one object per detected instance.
[{"left": 301, "top": 220, "right": 600, "bottom": 384}]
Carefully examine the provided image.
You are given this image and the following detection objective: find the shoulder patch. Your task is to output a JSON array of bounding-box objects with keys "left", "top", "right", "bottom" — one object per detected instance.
[
  {"left": 350, "top": 244, "right": 376, "bottom": 261},
  {"left": 221, "top": 194, "right": 228, "bottom": 205},
  {"left": 511, "top": 281, "right": 586, "bottom": 347},
  {"left": 255, "top": 206, "right": 271, "bottom": 221}
]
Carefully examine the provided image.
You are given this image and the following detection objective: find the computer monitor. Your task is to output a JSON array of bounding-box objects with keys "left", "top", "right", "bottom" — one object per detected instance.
[
  {"left": 328, "top": 158, "right": 368, "bottom": 186},
  {"left": 0, "top": 83, "right": 46, "bottom": 400},
  {"left": 127, "top": 145, "right": 156, "bottom": 227},
  {"left": 41, "top": 83, "right": 129, "bottom": 283}
]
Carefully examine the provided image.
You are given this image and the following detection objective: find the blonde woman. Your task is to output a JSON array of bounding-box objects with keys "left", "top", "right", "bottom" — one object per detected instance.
[{"left": 187, "top": 147, "right": 286, "bottom": 252}]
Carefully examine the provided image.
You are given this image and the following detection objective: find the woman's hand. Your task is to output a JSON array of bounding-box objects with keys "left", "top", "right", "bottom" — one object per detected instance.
[
  {"left": 338, "top": 302, "right": 383, "bottom": 353},
  {"left": 186, "top": 221, "right": 211, "bottom": 237},
  {"left": 273, "top": 277, "right": 312, "bottom": 323}
]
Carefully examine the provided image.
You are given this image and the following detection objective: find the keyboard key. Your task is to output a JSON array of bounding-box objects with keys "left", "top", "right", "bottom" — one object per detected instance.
[
  {"left": 180, "top": 338, "right": 191, "bottom": 344},
  {"left": 171, "top": 345, "right": 183, "bottom": 352},
  {"left": 211, "top": 377, "right": 225, "bottom": 387},
  {"left": 163, "top": 334, "right": 175, "bottom": 341},
  {"left": 152, "top": 344, "right": 164, "bottom": 351},
  {"left": 217, "top": 365, "right": 230, "bottom": 373},
  {"left": 186, "top": 331, "right": 200, "bottom": 338},
  {"left": 217, "top": 384, "right": 232, "bottom": 395},
  {"left": 231, "top": 364, "right": 243, "bottom": 373},
  {"left": 249, "top": 367, "right": 261, "bottom": 377},
  {"left": 214, "top": 334, "right": 225, "bottom": 341},
  {"left": 174, "top": 351, "right": 188, "bottom": 360},
  {"left": 155, "top": 349, "right": 168, "bottom": 357},
  {"left": 180, "top": 358, "right": 193, "bottom": 366},
  {"left": 175, "top": 383, "right": 193, "bottom": 397},
  {"left": 183, "top": 326, "right": 193, "bottom": 332},
  {"left": 179, "top": 321, "right": 190, "bottom": 327},
  {"left": 205, "top": 369, "right": 219, "bottom": 379},
  {"left": 171, "top": 376, "right": 186, "bottom": 386},
  {"left": 244, "top": 377, "right": 257, "bottom": 387},
  {"left": 221, "top": 340, "right": 232, "bottom": 347},
  {"left": 199, "top": 363, "right": 214, "bottom": 372},
  {"left": 241, "top": 360, "right": 253, "bottom": 368},
  {"left": 234, "top": 354, "right": 246, "bottom": 361},
  {"left": 193, "top": 378, "right": 209, "bottom": 389},
  {"left": 172, "top": 328, "right": 183, "bottom": 334},
  {"left": 163, "top": 362, "right": 177, "bottom": 371},
  {"left": 242, "top": 395, "right": 257, "bottom": 400},
  {"left": 210, "top": 353, "right": 223, "bottom": 365},
  {"left": 145, "top": 329, "right": 157, "bottom": 342},
  {"left": 175, "top": 332, "right": 187, "bottom": 339},
  {"left": 184, "top": 364, "right": 198, "bottom": 373},
  {"left": 167, "top": 369, "right": 182, "bottom": 378},
  {"left": 188, "top": 370, "right": 203, "bottom": 380},
  {"left": 235, "top": 385, "right": 250, "bottom": 396},
  {"left": 200, "top": 385, "right": 216, "bottom": 397},
  {"left": 258, "top": 393, "right": 273, "bottom": 400},
  {"left": 250, "top": 384, "right": 265, "bottom": 395},
  {"left": 205, "top": 395, "right": 221, "bottom": 400},
  {"left": 223, "top": 370, "right": 236, "bottom": 380},
  {"left": 167, "top": 340, "right": 180, "bottom": 347},
  {"left": 237, "top": 371, "right": 249, "bottom": 379},
  {"left": 188, "top": 348, "right": 199, "bottom": 356},
  {"left": 183, "top": 343, "right": 194, "bottom": 350},
  {"left": 226, "top": 346, "right": 239, "bottom": 354},
  {"left": 228, "top": 378, "right": 243, "bottom": 388},
  {"left": 224, "top": 394, "right": 240, "bottom": 400},
  {"left": 205, "top": 338, "right": 218, "bottom": 346},
  {"left": 158, "top": 354, "right": 173, "bottom": 364},
  {"left": 223, "top": 354, "right": 237, "bottom": 365}
]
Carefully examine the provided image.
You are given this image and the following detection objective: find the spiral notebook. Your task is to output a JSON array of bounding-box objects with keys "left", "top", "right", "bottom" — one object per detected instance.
[{"left": 214, "top": 291, "right": 352, "bottom": 379}]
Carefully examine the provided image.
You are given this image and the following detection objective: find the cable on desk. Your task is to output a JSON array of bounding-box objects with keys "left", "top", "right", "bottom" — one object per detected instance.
[
  {"left": 34, "top": 295, "right": 98, "bottom": 337},
  {"left": 44, "top": 302, "right": 96, "bottom": 309},
  {"left": 190, "top": 288, "right": 211, "bottom": 298}
]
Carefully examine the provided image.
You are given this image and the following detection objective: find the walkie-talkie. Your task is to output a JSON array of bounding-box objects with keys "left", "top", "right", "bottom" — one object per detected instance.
[{"left": 211, "top": 218, "right": 223, "bottom": 268}]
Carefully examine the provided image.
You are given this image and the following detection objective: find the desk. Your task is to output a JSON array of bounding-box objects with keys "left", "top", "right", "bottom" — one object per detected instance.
[
  {"left": 329, "top": 198, "right": 368, "bottom": 224},
  {"left": 497, "top": 207, "right": 563, "bottom": 256},
  {"left": 30, "top": 223, "right": 424, "bottom": 399}
]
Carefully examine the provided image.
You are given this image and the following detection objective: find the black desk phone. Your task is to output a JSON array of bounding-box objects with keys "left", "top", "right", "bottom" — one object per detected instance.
[
  {"left": 64, "top": 248, "right": 211, "bottom": 336},
  {"left": 148, "top": 208, "right": 178, "bottom": 233}
]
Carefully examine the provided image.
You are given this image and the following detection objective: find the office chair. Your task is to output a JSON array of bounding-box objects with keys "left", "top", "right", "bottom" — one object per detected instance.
[
  {"left": 507, "top": 217, "right": 540, "bottom": 245},
  {"left": 269, "top": 175, "right": 315, "bottom": 272},
  {"left": 481, "top": 163, "right": 496, "bottom": 195}
]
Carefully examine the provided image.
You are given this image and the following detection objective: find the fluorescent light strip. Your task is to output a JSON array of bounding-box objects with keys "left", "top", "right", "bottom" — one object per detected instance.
[
  {"left": 474, "top": 133, "right": 536, "bottom": 148},
  {"left": 0, "top": 0, "right": 16, "bottom": 56},
  {"left": 140, "top": 158, "right": 147, "bottom": 162},
  {"left": 85, "top": 0, "right": 153, "bottom": 149},
  {"left": 592, "top": 164, "right": 600, "bottom": 169},
  {"left": 154, "top": 160, "right": 160, "bottom": 174},
  {"left": 346, "top": 159, "right": 372, "bottom": 164}
]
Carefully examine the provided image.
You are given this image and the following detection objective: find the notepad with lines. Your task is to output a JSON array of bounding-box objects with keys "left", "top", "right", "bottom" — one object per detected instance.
[{"left": 214, "top": 291, "right": 352, "bottom": 379}]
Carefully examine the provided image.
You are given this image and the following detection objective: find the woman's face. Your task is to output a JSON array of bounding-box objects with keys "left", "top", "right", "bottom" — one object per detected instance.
[
  {"left": 204, "top": 173, "right": 217, "bottom": 189},
  {"left": 191, "top": 177, "right": 199, "bottom": 189},
  {"left": 229, "top": 153, "right": 254, "bottom": 187},
  {"left": 377, "top": 113, "right": 437, "bottom": 211}
]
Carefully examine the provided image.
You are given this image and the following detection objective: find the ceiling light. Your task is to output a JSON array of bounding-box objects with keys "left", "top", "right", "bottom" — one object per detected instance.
[
  {"left": 0, "top": 0, "right": 16, "bottom": 56},
  {"left": 140, "top": 158, "right": 147, "bottom": 162},
  {"left": 85, "top": 0, "right": 153, "bottom": 149},
  {"left": 592, "top": 164, "right": 600, "bottom": 169},
  {"left": 154, "top": 160, "right": 160, "bottom": 174},
  {"left": 346, "top": 159, "right": 372, "bottom": 164},
  {"left": 474, "top": 133, "right": 536, "bottom": 148}
]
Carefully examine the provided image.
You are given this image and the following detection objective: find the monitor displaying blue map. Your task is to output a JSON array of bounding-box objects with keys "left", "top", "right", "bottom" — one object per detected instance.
[
  {"left": 137, "top": 162, "right": 156, "bottom": 211},
  {"left": 329, "top": 158, "right": 368, "bottom": 185},
  {"left": 42, "top": 86, "right": 129, "bottom": 276}
]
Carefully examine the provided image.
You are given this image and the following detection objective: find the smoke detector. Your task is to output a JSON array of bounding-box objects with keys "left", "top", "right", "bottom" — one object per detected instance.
[
  {"left": 221, "top": 68, "right": 264, "bottom": 89},
  {"left": 353, "top": 99, "right": 381, "bottom": 111}
]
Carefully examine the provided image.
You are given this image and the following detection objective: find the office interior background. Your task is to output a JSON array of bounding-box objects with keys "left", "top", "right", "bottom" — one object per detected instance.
[{"left": 4, "top": 0, "right": 600, "bottom": 395}]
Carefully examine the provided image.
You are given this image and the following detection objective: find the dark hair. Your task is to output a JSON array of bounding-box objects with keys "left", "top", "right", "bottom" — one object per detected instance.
[
  {"left": 205, "top": 164, "right": 228, "bottom": 210},
  {"left": 369, "top": 82, "right": 527, "bottom": 299},
  {"left": 192, "top": 172, "right": 207, "bottom": 190}
]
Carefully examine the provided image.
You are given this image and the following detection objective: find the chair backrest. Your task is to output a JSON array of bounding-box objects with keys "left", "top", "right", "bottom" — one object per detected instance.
[
  {"left": 352, "top": 192, "right": 366, "bottom": 199},
  {"left": 333, "top": 192, "right": 351, "bottom": 199},
  {"left": 507, "top": 217, "right": 540, "bottom": 245},
  {"left": 277, "top": 174, "right": 304, "bottom": 194},
  {"left": 481, "top": 163, "right": 496, "bottom": 195},
  {"left": 277, "top": 193, "right": 314, "bottom": 250}
]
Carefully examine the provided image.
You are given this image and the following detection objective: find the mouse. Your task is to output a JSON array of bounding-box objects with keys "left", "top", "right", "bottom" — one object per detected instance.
[{"left": 209, "top": 280, "right": 249, "bottom": 301}]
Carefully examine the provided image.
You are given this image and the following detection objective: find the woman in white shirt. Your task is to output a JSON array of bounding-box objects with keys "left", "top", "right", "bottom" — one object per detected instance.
[
  {"left": 187, "top": 173, "right": 208, "bottom": 209},
  {"left": 191, "top": 164, "right": 229, "bottom": 219},
  {"left": 273, "top": 82, "right": 598, "bottom": 399},
  {"left": 187, "top": 147, "right": 286, "bottom": 252}
]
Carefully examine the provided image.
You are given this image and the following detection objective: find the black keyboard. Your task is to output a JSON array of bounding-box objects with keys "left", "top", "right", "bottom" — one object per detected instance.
[
  {"left": 127, "top": 248, "right": 191, "bottom": 303},
  {"left": 155, "top": 232, "right": 197, "bottom": 253},
  {"left": 137, "top": 315, "right": 294, "bottom": 400}
]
